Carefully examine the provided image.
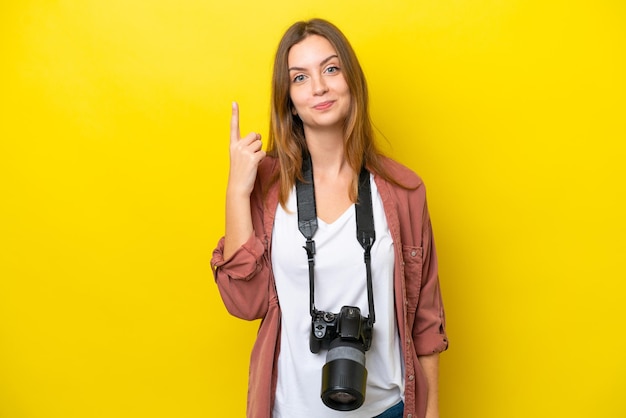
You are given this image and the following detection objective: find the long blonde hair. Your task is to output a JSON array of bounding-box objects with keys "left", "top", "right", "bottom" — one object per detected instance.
[{"left": 267, "top": 18, "right": 406, "bottom": 207}]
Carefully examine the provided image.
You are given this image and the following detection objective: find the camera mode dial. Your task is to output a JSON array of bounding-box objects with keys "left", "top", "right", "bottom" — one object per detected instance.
[{"left": 314, "top": 320, "right": 327, "bottom": 338}]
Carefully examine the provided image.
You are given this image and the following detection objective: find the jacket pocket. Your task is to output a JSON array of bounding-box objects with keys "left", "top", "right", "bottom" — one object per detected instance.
[{"left": 402, "top": 245, "right": 423, "bottom": 313}]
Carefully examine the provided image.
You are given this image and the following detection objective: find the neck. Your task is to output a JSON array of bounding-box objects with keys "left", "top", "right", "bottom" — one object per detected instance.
[{"left": 304, "top": 128, "right": 348, "bottom": 176}]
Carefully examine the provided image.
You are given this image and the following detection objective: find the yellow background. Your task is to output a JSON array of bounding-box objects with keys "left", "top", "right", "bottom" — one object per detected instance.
[{"left": 1, "top": 1, "right": 625, "bottom": 417}]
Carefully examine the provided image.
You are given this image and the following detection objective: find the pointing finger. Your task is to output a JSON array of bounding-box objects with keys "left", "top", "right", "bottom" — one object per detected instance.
[{"left": 230, "top": 101, "right": 240, "bottom": 144}]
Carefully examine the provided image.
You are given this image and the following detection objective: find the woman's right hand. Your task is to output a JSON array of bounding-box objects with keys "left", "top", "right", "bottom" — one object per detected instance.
[
  {"left": 227, "top": 102, "right": 266, "bottom": 197},
  {"left": 223, "top": 102, "right": 265, "bottom": 260}
]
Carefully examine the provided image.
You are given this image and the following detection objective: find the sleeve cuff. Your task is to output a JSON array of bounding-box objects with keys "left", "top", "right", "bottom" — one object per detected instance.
[
  {"left": 413, "top": 332, "right": 449, "bottom": 356},
  {"left": 211, "top": 233, "right": 265, "bottom": 280}
]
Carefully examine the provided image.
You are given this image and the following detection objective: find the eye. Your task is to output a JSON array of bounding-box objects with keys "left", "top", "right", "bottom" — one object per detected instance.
[
  {"left": 292, "top": 74, "right": 306, "bottom": 83},
  {"left": 325, "top": 65, "right": 340, "bottom": 74}
]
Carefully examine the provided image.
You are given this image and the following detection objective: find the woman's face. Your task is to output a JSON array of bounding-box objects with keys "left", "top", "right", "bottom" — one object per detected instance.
[{"left": 288, "top": 35, "right": 351, "bottom": 135}]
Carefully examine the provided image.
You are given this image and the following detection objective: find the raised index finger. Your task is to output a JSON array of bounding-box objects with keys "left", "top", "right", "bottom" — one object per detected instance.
[{"left": 230, "top": 101, "right": 240, "bottom": 143}]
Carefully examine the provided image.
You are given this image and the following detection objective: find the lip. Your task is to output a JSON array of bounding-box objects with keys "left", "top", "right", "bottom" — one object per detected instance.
[{"left": 313, "top": 101, "right": 335, "bottom": 110}]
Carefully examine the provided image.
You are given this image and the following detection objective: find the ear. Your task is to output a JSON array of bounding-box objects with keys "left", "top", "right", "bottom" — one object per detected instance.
[{"left": 291, "top": 106, "right": 298, "bottom": 116}]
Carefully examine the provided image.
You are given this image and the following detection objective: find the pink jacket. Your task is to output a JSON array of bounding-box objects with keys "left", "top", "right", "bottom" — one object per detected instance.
[{"left": 211, "top": 156, "right": 448, "bottom": 418}]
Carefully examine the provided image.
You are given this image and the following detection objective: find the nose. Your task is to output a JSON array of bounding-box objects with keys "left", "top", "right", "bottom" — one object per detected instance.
[{"left": 311, "top": 75, "right": 328, "bottom": 96}]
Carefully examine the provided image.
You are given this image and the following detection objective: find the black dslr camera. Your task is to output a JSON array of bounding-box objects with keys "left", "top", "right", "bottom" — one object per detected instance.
[{"left": 310, "top": 306, "right": 373, "bottom": 411}]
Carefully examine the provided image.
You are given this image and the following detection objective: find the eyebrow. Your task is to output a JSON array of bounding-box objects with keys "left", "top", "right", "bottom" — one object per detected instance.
[{"left": 288, "top": 54, "right": 339, "bottom": 72}]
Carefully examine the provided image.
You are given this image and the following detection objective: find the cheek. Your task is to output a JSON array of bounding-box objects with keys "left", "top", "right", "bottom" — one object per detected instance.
[
  {"left": 289, "top": 92, "right": 308, "bottom": 115},
  {"left": 338, "top": 82, "right": 350, "bottom": 98},
  {"left": 289, "top": 89, "right": 305, "bottom": 108},
  {"left": 289, "top": 91, "right": 304, "bottom": 116}
]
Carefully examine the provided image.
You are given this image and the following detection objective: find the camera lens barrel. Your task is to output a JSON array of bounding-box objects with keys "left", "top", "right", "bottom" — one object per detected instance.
[
  {"left": 325, "top": 344, "right": 366, "bottom": 364},
  {"left": 320, "top": 340, "right": 368, "bottom": 411}
]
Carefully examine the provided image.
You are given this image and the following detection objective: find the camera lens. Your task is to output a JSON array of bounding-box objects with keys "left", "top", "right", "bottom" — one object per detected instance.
[
  {"left": 320, "top": 339, "right": 367, "bottom": 411},
  {"left": 328, "top": 391, "right": 357, "bottom": 403}
]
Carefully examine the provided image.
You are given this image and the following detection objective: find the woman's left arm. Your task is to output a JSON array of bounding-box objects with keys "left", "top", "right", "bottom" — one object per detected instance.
[
  {"left": 412, "top": 188, "right": 447, "bottom": 418},
  {"left": 417, "top": 353, "right": 440, "bottom": 418}
]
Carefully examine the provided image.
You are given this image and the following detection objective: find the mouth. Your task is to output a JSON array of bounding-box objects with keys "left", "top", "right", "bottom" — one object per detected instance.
[{"left": 313, "top": 101, "right": 335, "bottom": 110}]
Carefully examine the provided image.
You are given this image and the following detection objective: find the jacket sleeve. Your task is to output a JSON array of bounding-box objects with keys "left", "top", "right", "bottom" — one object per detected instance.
[
  {"left": 211, "top": 232, "right": 270, "bottom": 321},
  {"left": 412, "top": 195, "right": 449, "bottom": 356}
]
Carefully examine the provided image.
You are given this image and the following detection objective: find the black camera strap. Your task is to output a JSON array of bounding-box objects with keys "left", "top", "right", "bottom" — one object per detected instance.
[{"left": 296, "top": 152, "right": 376, "bottom": 326}]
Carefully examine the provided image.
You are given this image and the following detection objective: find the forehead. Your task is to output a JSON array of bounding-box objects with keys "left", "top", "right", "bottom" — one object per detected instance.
[{"left": 288, "top": 35, "right": 338, "bottom": 68}]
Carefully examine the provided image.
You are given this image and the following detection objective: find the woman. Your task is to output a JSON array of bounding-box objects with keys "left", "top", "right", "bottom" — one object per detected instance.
[{"left": 211, "top": 18, "right": 448, "bottom": 418}]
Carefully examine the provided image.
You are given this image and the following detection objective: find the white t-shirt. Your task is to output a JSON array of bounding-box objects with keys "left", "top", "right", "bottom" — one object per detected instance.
[{"left": 271, "top": 175, "right": 404, "bottom": 418}]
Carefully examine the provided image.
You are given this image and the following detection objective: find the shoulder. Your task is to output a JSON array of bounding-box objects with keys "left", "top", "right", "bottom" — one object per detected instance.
[
  {"left": 257, "top": 155, "right": 279, "bottom": 180},
  {"left": 251, "top": 156, "right": 280, "bottom": 205},
  {"left": 376, "top": 156, "right": 424, "bottom": 190}
]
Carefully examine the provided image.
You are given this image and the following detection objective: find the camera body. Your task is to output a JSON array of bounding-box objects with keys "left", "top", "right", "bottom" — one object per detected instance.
[{"left": 310, "top": 305, "right": 372, "bottom": 353}]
